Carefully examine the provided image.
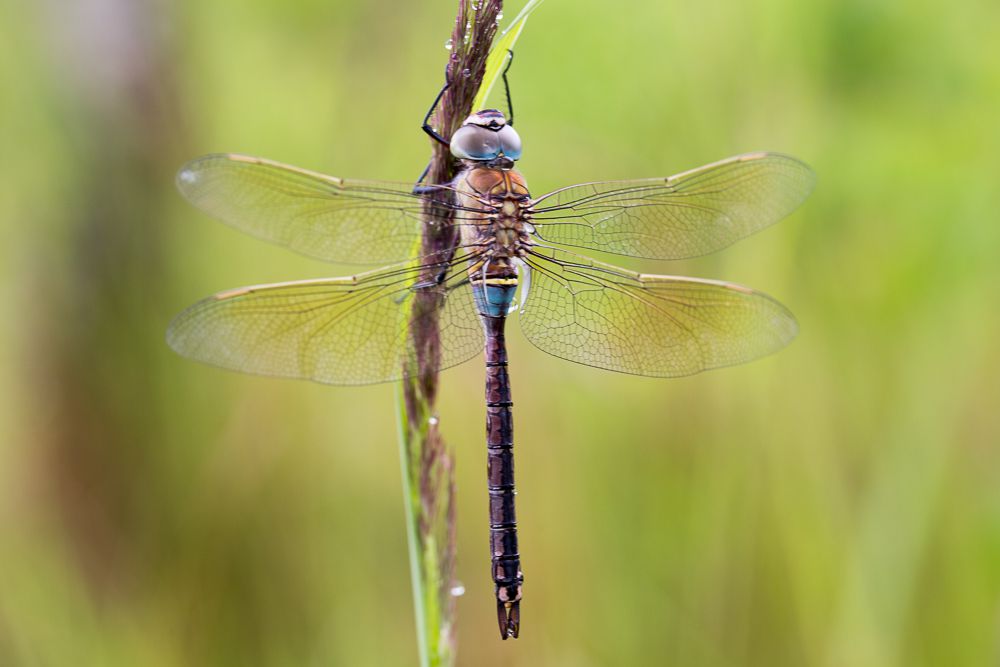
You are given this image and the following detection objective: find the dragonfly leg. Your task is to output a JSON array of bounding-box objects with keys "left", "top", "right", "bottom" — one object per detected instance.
[
  {"left": 412, "top": 161, "right": 433, "bottom": 190},
  {"left": 408, "top": 245, "right": 459, "bottom": 291},
  {"left": 409, "top": 277, "right": 446, "bottom": 291},
  {"left": 502, "top": 49, "right": 515, "bottom": 126},
  {"left": 421, "top": 71, "right": 451, "bottom": 147}
]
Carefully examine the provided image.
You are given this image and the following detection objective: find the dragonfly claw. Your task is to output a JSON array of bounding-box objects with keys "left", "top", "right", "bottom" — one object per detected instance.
[{"left": 497, "top": 600, "right": 520, "bottom": 640}]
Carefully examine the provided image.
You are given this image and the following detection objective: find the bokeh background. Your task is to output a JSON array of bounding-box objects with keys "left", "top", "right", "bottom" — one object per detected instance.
[{"left": 2, "top": 0, "right": 999, "bottom": 665}]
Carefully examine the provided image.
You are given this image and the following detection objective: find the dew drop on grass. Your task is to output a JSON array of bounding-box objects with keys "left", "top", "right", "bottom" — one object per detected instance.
[
  {"left": 496, "top": 11, "right": 503, "bottom": 23},
  {"left": 444, "top": 38, "right": 454, "bottom": 50}
]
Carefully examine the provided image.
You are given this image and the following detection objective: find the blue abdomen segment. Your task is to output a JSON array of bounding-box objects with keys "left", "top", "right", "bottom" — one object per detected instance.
[{"left": 474, "top": 282, "right": 517, "bottom": 318}]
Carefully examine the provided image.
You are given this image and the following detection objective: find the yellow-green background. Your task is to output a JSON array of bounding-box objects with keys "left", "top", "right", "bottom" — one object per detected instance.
[{"left": 2, "top": 0, "right": 999, "bottom": 665}]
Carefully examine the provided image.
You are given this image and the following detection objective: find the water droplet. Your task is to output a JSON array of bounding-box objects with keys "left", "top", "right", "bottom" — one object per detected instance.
[
  {"left": 429, "top": 416, "right": 439, "bottom": 426},
  {"left": 178, "top": 169, "right": 197, "bottom": 184},
  {"left": 496, "top": 11, "right": 503, "bottom": 22},
  {"left": 462, "top": 68, "right": 471, "bottom": 78},
  {"left": 444, "top": 38, "right": 454, "bottom": 50},
  {"left": 450, "top": 585, "right": 466, "bottom": 597}
]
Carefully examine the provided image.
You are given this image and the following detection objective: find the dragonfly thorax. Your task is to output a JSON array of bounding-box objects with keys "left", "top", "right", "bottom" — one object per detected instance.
[{"left": 454, "top": 166, "right": 534, "bottom": 260}]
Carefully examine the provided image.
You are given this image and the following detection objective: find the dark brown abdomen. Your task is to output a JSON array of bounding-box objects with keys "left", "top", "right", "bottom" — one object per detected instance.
[{"left": 482, "top": 311, "right": 522, "bottom": 639}]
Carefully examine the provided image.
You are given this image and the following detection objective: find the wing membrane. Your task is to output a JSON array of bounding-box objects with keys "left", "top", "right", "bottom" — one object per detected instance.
[
  {"left": 166, "top": 260, "right": 482, "bottom": 386},
  {"left": 519, "top": 247, "right": 797, "bottom": 377},
  {"left": 529, "top": 153, "right": 814, "bottom": 260},
  {"left": 176, "top": 154, "right": 462, "bottom": 264}
]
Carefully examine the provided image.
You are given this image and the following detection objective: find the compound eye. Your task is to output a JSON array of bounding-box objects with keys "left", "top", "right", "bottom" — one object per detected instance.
[
  {"left": 497, "top": 125, "right": 522, "bottom": 160},
  {"left": 450, "top": 125, "right": 501, "bottom": 160}
]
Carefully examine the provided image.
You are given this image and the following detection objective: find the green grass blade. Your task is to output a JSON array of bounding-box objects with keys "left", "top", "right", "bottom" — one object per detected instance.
[
  {"left": 472, "top": 0, "right": 545, "bottom": 112},
  {"left": 395, "top": 385, "right": 431, "bottom": 667}
]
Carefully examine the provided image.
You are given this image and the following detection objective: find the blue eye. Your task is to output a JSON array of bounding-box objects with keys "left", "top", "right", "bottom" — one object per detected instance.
[
  {"left": 498, "top": 126, "right": 522, "bottom": 160},
  {"left": 451, "top": 126, "right": 500, "bottom": 160}
]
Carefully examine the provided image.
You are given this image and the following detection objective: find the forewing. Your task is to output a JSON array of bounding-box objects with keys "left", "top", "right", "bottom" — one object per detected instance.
[
  {"left": 529, "top": 153, "right": 814, "bottom": 260},
  {"left": 166, "top": 261, "right": 482, "bottom": 386},
  {"left": 176, "top": 154, "right": 460, "bottom": 264},
  {"left": 519, "top": 247, "right": 797, "bottom": 377}
]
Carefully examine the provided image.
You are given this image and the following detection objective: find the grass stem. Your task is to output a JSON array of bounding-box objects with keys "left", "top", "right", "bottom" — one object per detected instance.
[{"left": 395, "top": 2, "right": 505, "bottom": 664}]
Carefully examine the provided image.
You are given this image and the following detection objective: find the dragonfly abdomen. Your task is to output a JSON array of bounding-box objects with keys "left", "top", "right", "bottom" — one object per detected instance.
[
  {"left": 477, "top": 280, "right": 523, "bottom": 640},
  {"left": 472, "top": 278, "right": 517, "bottom": 317}
]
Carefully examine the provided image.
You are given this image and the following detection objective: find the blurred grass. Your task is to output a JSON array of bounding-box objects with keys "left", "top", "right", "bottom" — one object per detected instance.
[{"left": 2, "top": 0, "right": 1000, "bottom": 665}]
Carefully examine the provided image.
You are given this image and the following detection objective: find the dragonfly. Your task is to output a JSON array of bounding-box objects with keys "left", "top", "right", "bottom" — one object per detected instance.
[{"left": 167, "top": 109, "right": 814, "bottom": 640}]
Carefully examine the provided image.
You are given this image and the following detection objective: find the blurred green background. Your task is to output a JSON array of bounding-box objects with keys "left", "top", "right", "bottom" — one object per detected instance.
[{"left": 2, "top": 0, "right": 999, "bottom": 665}]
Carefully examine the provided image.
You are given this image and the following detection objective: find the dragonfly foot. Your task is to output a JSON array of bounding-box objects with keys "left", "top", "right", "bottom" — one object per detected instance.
[{"left": 496, "top": 600, "right": 520, "bottom": 640}]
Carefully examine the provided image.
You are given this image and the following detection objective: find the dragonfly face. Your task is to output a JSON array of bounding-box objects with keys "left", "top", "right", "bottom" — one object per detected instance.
[
  {"left": 167, "top": 116, "right": 814, "bottom": 640},
  {"left": 450, "top": 109, "right": 522, "bottom": 167}
]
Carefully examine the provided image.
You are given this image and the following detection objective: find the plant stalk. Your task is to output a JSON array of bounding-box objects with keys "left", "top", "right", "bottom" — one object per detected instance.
[{"left": 396, "top": 1, "right": 504, "bottom": 665}]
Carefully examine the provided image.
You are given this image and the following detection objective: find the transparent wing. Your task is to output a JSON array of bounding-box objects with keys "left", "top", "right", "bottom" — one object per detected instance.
[
  {"left": 519, "top": 247, "right": 797, "bottom": 377},
  {"left": 176, "top": 154, "right": 464, "bottom": 264},
  {"left": 529, "top": 153, "right": 815, "bottom": 260},
  {"left": 166, "top": 259, "right": 483, "bottom": 386}
]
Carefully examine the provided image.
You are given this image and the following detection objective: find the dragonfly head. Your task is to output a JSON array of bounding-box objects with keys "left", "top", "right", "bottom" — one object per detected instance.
[{"left": 450, "top": 109, "right": 522, "bottom": 169}]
